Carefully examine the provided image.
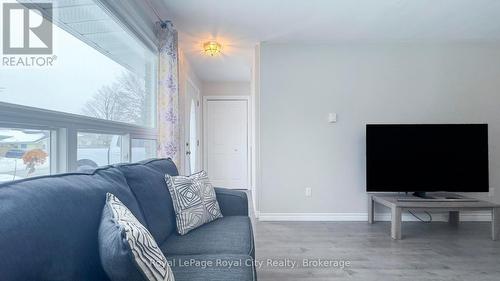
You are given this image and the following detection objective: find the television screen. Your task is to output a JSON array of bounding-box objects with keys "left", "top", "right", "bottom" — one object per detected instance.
[{"left": 366, "top": 124, "right": 489, "bottom": 192}]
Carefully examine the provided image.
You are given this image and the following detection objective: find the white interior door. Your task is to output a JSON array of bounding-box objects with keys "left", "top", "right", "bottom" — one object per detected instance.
[
  {"left": 205, "top": 99, "right": 248, "bottom": 189},
  {"left": 185, "top": 80, "right": 201, "bottom": 175}
]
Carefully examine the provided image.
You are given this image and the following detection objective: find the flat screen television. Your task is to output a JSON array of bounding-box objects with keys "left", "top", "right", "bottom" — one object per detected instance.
[{"left": 366, "top": 124, "right": 489, "bottom": 194}]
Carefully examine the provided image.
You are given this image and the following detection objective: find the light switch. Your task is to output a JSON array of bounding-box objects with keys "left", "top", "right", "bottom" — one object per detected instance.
[{"left": 328, "top": 113, "right": 337, "bottom": 123}]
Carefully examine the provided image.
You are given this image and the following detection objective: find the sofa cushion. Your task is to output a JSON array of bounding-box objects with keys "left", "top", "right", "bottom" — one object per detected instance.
[
  {"left": 214, "top": 188, "right": 249, "bottom": 216},
  {"left": 116, "top": 158, "right": 179, "bottom": 245},
  {"left": 140, "top": 158, "right": 179, "bottom": 175},
  {"left": 165, "top": 171, "right": 223, "bottom": 235},
  {"left": 99, "top": 193, "right": 175, "bottom": 281},
  {"left": 161, "top": 216, "right": 254, "bottom": 257},
  {"left": 0, "top": 167, "right": 144, "bottom": 281},
  {"left": 168, "top": 254, "right": 255, "bottom": 281}
]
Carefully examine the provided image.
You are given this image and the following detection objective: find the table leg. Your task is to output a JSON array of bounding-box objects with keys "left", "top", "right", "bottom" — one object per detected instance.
[
  {"left": 368, "top": 195, "right": 374, "bottom": 224},
  {"left": 391, "top": 207, "right": 402, "bottom": 240},
  {"left": 449, "top": 211, "right": 459, "bottom": 226},
  {"left": 492, "top": 208, "right": 499, "bottom": 241}
]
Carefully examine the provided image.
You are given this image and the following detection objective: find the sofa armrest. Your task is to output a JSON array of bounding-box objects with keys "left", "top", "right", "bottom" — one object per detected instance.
[{"left": 215, "top": 188, "right": 248, "bottom": 216}]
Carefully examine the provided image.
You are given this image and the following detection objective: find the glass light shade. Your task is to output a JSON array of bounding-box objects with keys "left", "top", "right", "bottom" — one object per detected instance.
[{"left": 203, "top": 41, "right": 222, "bottom": 56}]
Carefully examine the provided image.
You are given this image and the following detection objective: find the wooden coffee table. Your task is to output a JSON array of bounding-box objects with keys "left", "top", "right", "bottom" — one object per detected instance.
[{"left": 368, "top": 194, "right": 500, "bottom": 240}]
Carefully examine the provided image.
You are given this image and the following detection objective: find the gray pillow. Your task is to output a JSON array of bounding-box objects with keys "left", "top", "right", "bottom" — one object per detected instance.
[
  {"left": 165, "top": 170, "right": 223, "bottom": 235},
  {"left": 98, "top": 193, "right": 175, "bottom": 281}
]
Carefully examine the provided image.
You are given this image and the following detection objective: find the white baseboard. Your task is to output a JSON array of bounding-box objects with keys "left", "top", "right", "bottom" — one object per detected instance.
[
  {"left": 253, "top": 210, "right": 260, "bottom": 219},
  {"left": 257, "top": 211, "right": 492, "bottom": 222},
  {"left": 258, "top": 213, "right": 367, "bottom": 221}
]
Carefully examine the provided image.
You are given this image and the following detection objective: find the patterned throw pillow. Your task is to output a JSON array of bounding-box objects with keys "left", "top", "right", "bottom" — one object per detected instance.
[
  {"left": 98, "top": 193, "right": 175, "bottom": 281},
  {"left": 165, "top": 170, "right": 223, "bottom": 235}
]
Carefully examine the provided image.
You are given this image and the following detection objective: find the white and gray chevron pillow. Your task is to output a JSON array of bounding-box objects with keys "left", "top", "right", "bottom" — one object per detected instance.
[
  {"left": 165, "top": 171, "right": 223, "bottom": 235},
  {"left": 105, "top": 193, "right": 175, "bottom": 281}
]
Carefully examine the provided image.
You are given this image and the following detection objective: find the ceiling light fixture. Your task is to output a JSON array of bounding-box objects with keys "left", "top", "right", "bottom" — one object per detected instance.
[{"left": 203, "top": 41, "right": 222, "bottom": 56}]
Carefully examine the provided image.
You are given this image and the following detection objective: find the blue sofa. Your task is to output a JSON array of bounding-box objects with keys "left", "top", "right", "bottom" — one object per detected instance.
[{"left": 0, "top": 158, "right": 255, "bottom": 281}]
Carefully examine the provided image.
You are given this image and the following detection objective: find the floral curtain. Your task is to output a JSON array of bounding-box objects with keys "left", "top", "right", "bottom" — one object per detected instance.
[{"left": 157, "top": 21, "right": 180, "bottom": 165}]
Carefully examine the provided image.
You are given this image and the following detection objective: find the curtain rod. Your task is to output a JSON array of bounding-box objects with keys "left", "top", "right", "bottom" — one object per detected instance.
[{"left": 144, "top": 0, "right": 168, "bottom": 27}]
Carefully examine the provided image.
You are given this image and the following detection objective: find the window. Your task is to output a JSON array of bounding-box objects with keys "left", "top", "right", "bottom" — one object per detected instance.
[
  {"left": 0, "top": 0, "right": 157, "bottom": 127},
  {"left": 0, "top": 1, "right": 159, "bottom": 181},
  {"left": 0, "top": 128, "right": 51, "bottom": 183},
  {"left": 77, "top": 133, "right": 123, "bottom": 170},
  {"left": 131, "top": 139, "right": 157, "bottom": 162}
]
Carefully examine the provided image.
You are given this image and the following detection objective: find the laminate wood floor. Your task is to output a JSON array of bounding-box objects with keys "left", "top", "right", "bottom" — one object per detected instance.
[{"left": 253, "top": 221, "right": 500, "bottom": 281}]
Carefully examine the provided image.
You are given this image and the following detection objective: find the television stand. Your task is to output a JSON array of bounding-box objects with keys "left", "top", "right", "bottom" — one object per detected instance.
[
  {"left": 368, "top": 194, "right": 500, "bottom": 240},
  {"left": 412, "top": 192, "right": 433, "bottom": 199},
  {"left": 398, "top": 192, "right": 479, "bottom": 202}
]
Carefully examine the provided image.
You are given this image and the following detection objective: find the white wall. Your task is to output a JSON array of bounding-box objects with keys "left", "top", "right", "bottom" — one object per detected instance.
[
  {"left": 258, "top": 42, "right": 500, "bottom": 218},
  {"left": 202, "top": 81, "right": 251, "bottom": 96},
  {"left": 252, "top": 44, "right": 261, "bottom": 215}
]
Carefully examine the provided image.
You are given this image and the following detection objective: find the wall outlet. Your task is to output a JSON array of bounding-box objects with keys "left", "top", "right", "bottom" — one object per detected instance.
[{"left": 305, "top": 187, "right": 312, "bottom": 197}]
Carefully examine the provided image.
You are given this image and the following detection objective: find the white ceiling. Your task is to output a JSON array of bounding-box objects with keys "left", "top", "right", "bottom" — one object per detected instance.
[{"left": 150, "top": 0, "right": 500, "bottom": 82}]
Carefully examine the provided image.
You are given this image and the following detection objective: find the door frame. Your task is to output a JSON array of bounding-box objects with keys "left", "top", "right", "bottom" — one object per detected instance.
[
  {"left": 185, "top": 78, "right": 201, "bottom": 175},
  {"left": 202, "top": 95, "right": 252, "bottom": 190}
]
